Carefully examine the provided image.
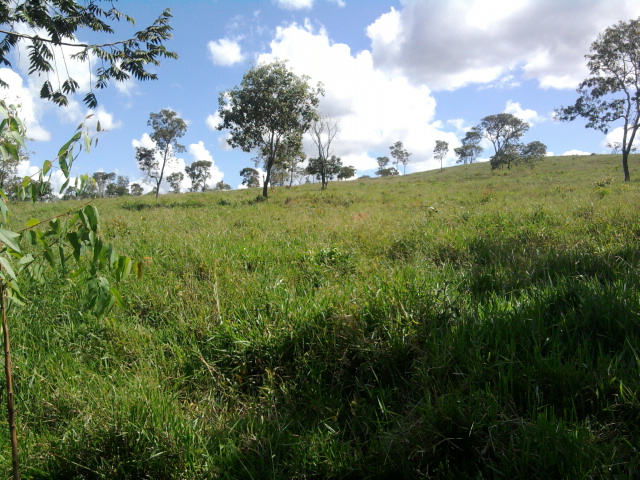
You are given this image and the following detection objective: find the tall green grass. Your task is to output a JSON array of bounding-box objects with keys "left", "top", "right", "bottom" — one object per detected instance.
[{"left": 2, "top": 155, "right": 639, "bottom": 478}]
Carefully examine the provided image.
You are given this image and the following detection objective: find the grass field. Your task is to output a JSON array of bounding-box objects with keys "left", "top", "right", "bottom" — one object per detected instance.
[{"left": 2, "top": 154, "right": 640, "bottom": 478}]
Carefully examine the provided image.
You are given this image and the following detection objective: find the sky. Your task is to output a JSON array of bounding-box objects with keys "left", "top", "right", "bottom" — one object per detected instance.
[{"left": 2, "top": 0, "right": 640, "bottom": 194}]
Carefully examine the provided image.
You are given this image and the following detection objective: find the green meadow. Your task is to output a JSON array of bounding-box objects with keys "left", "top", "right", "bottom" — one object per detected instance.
[{"left": 3, "top": 154, "right": 640, "bottom": 478}]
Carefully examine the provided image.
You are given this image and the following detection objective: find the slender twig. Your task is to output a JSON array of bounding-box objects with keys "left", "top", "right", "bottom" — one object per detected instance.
[{"left": 0, "top": 29, "right": 137, "bottom": 50}]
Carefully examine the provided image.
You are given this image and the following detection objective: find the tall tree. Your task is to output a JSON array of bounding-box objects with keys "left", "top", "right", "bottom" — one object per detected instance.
[
  {"left": 0, "top": 2, "right": 177, "bottom": 108},
  {"left": 556, "top": 17, "right": 640, "bottom": 181},
  {"left": 136, "top": 109, "right": 187, "bottom": 198},
  {"left": 217, "top": 60, "right": 323, "bottom": 198},
  {"left": 309, "top": 115, "right": 340, "bottom": 189},
  {"left": 454, "top": 129, "right": 484, "bottom": 164},
  {"left": 185, "top": 160, "right": 212, "bottom": 192},
  {"left": 434, "top": 140, "right": 449, "bottom": 171},
  {"left": 130, "top": 183, "right": 144, "bottom": 196},
  {"left": 215, "top": 181, "right": 231, "bottom": 191},
  {"left": 338, "top": 165, "right": 356, "bottom": 180},
  {"left": 518, "top": 141, "right": 547, "bottom": 169},
  {"left": 105, "top": 175, "right": 129, "bottom": 196},
  {"left": 476, "top": 113, "right": 529, "bottom": 170},
  {"left": 166, "top": 172, "right": 184, "bottom": 194},
  {"left": 376, "top": 156, "right": 398, "bottom": 176},
  {"left": 389, "top": 141, "right": 411, "bottom": 174}
]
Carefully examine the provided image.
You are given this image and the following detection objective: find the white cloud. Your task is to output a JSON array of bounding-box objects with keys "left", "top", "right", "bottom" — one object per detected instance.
[
  {"left": 504, "top": 100, "right": 544, "bottom": 125},
  {"left": 603, "top": 127, "right": 640, "bottom": 151},
  {"left": 275, "top": 0, "right": 314, "bottom": 10},
  {"left": 206, "top": 113, "right": 222, "bottom": 131},
  {"left": 0, "top": 68, "right": 50, "bottom": 141},
  {"left": 208, "top": 38, "right": 245, "bottom": 66},
  {"left": 562, "top": 149, "right": 592, "bottom": 156},
  {"left": 366, "top": 0, "right": 640, "bottom": 91},
  {"left": 255, "top": 22, "right": 447, "bottom": 172}
]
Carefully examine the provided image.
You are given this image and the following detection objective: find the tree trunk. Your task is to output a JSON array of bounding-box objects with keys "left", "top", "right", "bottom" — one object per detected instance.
[{"left": 622, "top": 150, "right": 630, "bottom": 181}]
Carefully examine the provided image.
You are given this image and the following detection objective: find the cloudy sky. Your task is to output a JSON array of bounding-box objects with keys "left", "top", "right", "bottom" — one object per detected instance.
[{"left": 2, "top": 0, "right": 640, "bottom": 192}]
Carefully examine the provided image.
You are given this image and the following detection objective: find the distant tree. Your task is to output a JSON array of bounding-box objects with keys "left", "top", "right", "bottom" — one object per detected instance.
[
  {"left": 308, "top": 115, "right": 341, "bottom": 190},
  {"left": 136, "top": 109, "right": 187, "bottom": 198},
  {"left": 240, "top": 167, "right": 260, "bottom": 188},
  {"left": 376, "top": 156, "right": 399, "bottom": 176},
  {"left": 454, "top": 129, "right": 483, "bottom": 164},
  {"left": 215, "top": 181, "right": 231, "bottom": 191},
  {"left": 166, "top": 172, "right": 184, "bottom": 194},
  {"left": 338, "top": 165, "right": 356, "bottom": 180},
  {"left": 390, "top": 141, "right": 411, "bottom": 174},
  {"left": 434, "top": 140, "right": 449, "bottom": 171},
  {"left": 92, "top": 172, "right": 116, "bottom": 198},
  {"left": 106, "top": 175, "right": 129, "bottom": 197},
  {"left": 130, "top": 183, "right": 144, "bottom": 196},
  {"left": 476, "top": 113, "right": 529, "bottom": 170},
  {"left": 306, "top": 155, "right": 342, "bottom": 189},
  {"left": 556, "top": 17, "right": 640, "bottom": 181},
  {"left": 217, "top": 60, "right": 323, "bottom": 198},
  {"left": 518, "top": 141, "right": 547, "bottom": 168},
  {"left": 607, "top": 141, "right": 622, "bottom": 154},
  {"left": 185, "top": 160, "right": 212, "bottom": 192}
]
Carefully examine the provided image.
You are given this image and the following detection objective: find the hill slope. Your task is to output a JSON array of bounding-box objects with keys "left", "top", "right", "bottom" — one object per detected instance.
[{"left": 5, "top": 154, "right": 640, "bottom": 478}]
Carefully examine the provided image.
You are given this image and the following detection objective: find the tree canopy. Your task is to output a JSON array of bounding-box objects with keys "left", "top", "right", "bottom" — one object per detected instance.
[
  {"left": 434, "top": 140, "right": 449, "bottom": 171},
  {"left": 389, "top": 141, "right": 411, "bottom": 175},
  {"left": 476, "top": 113, "right": 529, "bottom": 170},
  {"left": 217, "top": 60, "right": 323, "bottom": 198},
  {"left": 454, "top": 129, "right": 483, "bottom": 165},
  {"left": 556, "top": 17, "right": 640, "bottom": 181},
  {"left": 0, "top": 1, "right": 177, "bottom": 108}
]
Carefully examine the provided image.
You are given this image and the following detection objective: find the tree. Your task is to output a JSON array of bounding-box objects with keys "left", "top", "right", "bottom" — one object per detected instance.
[
  {"left": 240, "top": 167, "right": 260, "bottom": 188},
  {"left": 434, "top": 140, "right": 449, "bottom": 171},
  {"left": 0, "top": 106, "right": 24, "bottom": 189},
  {"left": 476, "top": 113, "right": 529, "bottom": 170},
  {"left": 105, "top": 175, "right": 129, "bottom": 197},
  {"left": 518, "top": 141, "right": 547, "bottom": 168},
  {"left": 338, "top": 165, "right": 356, "bottom": 180},
  {"left": 130, "top": 183, "right": 144, "bottom": 196},
  {"left": 309, "top": 115, "right": 340, "bottom": 189},
  {"left": 136, "top": 109, "right": 187, "bottom": 198},
  {"left": 389, "top": 141, "right": 411, "bottom": 174},
  {"left": 185, "top": 160, "right": 212, "bottom": 192},
  {"left": 556, "top": 17, "right": 640, "bottom": 181},
  {"left": 215, "top": 181, "right": 231, "bottom": 191},
  {"left": 92, "top": 171, "right": 115, "bottom": 197},
  {"left": 376, "top": 156, "right": 398, "bottom": 176},
  {"left": 454, "top": 129, "right": 483, "bottom": 164},
  {"left": 0, "top": 2, "right": 177, "bottom": 108},
  {"left": 166, "top": 172, "right": 184, "bottom": 194},
  {"left": 607, "top": 141, "right": 623, "bottom": 154},
  {"left": 306, "top": 155, "right": 342, "bottom": 188},
  {"left": 217, "top": 60, "right": 323, "bottom": 198}
]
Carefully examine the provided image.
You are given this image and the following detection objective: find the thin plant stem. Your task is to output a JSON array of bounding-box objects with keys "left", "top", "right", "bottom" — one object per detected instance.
[{"left": 1, "top": 283, "right": 20, "bottom": 480}]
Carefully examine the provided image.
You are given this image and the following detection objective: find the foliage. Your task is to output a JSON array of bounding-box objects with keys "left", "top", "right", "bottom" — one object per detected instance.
[
  {"left": 217, "top": 60, "right": 323, "bottom": 198},
  {"left": 136, "top": 109, "right": 187, "bottom": 199},
  {"left": 338, "top": 165, "right": 356, "bottom": 180},
  {"left": 185, "top": 160, "right": 212, "bottom": 192},
  {"left": 240, "top": 167, "right": 260, "bottom": 188},
  {"left": 434, "top": 139, "right": 449, "bottom": 171},
  {"left": 376, "top": 156, "right": 399, "bottom": 177},
  {"left": 306, "top": 155, "right": 342, "bottom": 189},
  {"left": 476, "top": 113, "right": 530, "bottom": 170},
  {"left": 389, "top": 140, "right": 411, "bottom": 174},
  {"left": 93, "top": 172, "right": 116, "bottom": 198},
  {"left": 215, "top": 181, "right": 231, "bottom": 191},
  {"left": 556, "top": 17, "right": 640, "bottom": 181},
  {"left": 130, "top": 183, "right": 144, "bottom": 196},
  {"left": 166, "top": 172, "right": 184, "bottom": 194},
  {"left": 518, "top": 140, "right": 547, "bottom": 168},
  {"left": 0, "top": 2, "right": 177, "bottom": 108},
  {"left": 454, "top": 129, "right": 483, "bottom": 164}
]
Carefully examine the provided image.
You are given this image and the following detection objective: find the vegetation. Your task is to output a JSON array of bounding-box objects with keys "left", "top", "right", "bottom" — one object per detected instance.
[
  {"left": 4, "top": 154, "right": 640, "bottom": 477},
  {"left": 390, "top": 141, "right": 411, "bottom": 174},
  {"left": 217, "top": 60, "right": 323, "bottom": 198},
  {"left": 455, "top": 129, "right": 483, "bottom": 165},
  {"left": 556, "top": 17, "right": 640, "bottom": 181},
  {"left": 434, "top": 139, "right": 449, "bottom": 171}
]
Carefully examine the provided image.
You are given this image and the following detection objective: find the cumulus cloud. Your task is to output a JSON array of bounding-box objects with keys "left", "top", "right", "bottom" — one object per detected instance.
[
  {"left": 504, "top": 100, "right": 544, "bottom": 125},
  {"left": 366, "top": 0, "right": 640, "bottom": 91},
  {"left": 256, "top": 22, "right": 448, "bottom": 172},
  {"left": 208, "top": 38, "right": 245, "bottom": 66},
  {"left": 562, "top": 149, "right": 592, "bottom": 156},
  {"left": 603, "top": 127, "right": 640, "bottom": 152}
]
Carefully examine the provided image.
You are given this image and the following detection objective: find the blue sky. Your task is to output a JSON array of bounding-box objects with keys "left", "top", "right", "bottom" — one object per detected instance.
[{"left": 3, "top": 0, "right": 640, "bottom": 193}]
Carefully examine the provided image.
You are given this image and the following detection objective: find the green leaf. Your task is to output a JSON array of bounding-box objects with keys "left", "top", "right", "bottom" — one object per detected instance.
[
  {"left": 42, "top": 159, "right": 52, "bottom": 175},
  {"left": 115, "top": 255, "right": 131, "bottom": 282},
  {"left": 25, "top": 218, "right": 39, "bottom": 228},
  {"left": 0, "top": 228, "right": 21, "bottom": 253},
  {"left": 0, "top": 257, "right": 17, "bottom": 282}
]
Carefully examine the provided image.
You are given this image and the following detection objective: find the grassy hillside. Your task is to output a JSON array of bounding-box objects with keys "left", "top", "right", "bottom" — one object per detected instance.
[{"left": 3, "top": 154, "right": 640, "bottom": 478}]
